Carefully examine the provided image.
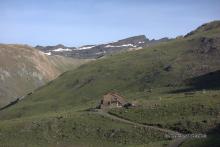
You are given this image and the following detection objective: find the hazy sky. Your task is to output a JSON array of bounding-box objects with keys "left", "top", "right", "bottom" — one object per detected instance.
[{"left": 1, "top": 0, "right": 220, "bottom": 46}]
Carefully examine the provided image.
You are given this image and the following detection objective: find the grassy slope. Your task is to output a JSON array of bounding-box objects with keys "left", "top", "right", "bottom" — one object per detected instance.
[
  {"left": 109, "top": 90, "right": 220, "bottom": 133},
  {"left": 0, "top": 111, "right": 170, "bottom": 147},
  {"left": 0, "top": 21, "right": 220, "bottom": 146}
]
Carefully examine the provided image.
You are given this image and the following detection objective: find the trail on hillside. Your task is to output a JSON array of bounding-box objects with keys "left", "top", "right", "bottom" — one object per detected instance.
[{"left": 94, "top": 110, "right": 190, "bottom": 147}]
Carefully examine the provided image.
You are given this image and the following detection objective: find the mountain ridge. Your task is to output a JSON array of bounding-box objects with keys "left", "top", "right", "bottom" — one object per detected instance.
[{"left": 35, "top": 35, "right": 170, "bottom": 59}]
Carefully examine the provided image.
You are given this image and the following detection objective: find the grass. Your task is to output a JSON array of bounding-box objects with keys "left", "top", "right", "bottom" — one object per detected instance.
[
  {"left": 109, "top": 90, "right": 220, "bottom": 133},
  {"left": 0, "top": 21, "right": 220, "bottom": 146},
  {"left": 0, "top": 111, "right": 170, "bottom": 147}
]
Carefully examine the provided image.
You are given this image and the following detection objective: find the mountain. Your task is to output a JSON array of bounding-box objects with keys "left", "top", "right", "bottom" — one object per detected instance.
[
  {"left": 0, "top": 21, "right": 220, "bottom": 147},
  {"left": 0, "top": 44, "right": 91, "bottom": 107},
  {"left": 35, "top": 44, "right": 76, "bottom": 51},
  {"left": 35, "top": 35, "right": 170, "bottom": 59}
]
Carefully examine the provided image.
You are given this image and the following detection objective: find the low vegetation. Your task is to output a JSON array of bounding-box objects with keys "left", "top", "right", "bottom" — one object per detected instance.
[
  {"left": 109, "top": 90, "right": 220, "bottom": 133},
  {"left": 0, "top": 111, "right": 171, "bottom": 147},
  {"left": 0, "top": 21, "right": 220, "bottom": 146}
]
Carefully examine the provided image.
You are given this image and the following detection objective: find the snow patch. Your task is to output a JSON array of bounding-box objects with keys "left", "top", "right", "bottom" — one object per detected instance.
[
  {"left": 105, "top": 44, "right": 137, "bottom": 48},
  {"left": 77, "top": 46, "right": 96, "bottom": 50},
  {"left": 138, "top": 41, "right": 145, "bottom": 44},
  {"left": 53, "top": 48, "right": 72, "bottom": 52}
]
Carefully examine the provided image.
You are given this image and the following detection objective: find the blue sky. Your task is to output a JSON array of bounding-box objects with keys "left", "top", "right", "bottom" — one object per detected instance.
[{"left": 1, "top": 0, "right": 220, "bottom": 46}]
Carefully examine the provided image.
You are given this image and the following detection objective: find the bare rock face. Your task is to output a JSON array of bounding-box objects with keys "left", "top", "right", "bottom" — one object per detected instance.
[
  {"left": 0, "top": 44, "right": 61, "bottom": 107},
  {"left": 0, "top": 44, "right": 90, "bottom": 107}
]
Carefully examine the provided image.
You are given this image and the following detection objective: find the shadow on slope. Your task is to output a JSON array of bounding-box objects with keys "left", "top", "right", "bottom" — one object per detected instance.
[
  {"left": 207, "top": 124, "right": 220, "bottom": 135},
  {"left": 0, "top": 98, "right": 19, "bottom": 111},
  {"left": 171, "top": 70, "right": 220, "bottom": 93}
]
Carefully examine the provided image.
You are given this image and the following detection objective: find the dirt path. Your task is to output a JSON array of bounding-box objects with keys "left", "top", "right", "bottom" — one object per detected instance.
[{"left": 94, "top": 110, "right": 189, "bottom": 147}]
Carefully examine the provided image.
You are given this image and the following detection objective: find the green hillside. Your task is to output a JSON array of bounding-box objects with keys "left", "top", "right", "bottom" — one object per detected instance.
[{"left": 0, "top": 21, "right": 220, "bottom": 147}]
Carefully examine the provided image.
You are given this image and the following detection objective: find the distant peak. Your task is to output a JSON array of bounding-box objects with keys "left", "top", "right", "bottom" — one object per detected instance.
[
  {"left": 120, "top": 35, "right": 149, "bottom": 41},
  {"left": 55, "top": 44, "right": 65, "bottom": 48}
]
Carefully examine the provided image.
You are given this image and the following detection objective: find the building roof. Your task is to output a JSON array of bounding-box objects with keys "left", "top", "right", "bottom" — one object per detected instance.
[{"left": 102, "top": 92, "right": 126, "bottom": 105}]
